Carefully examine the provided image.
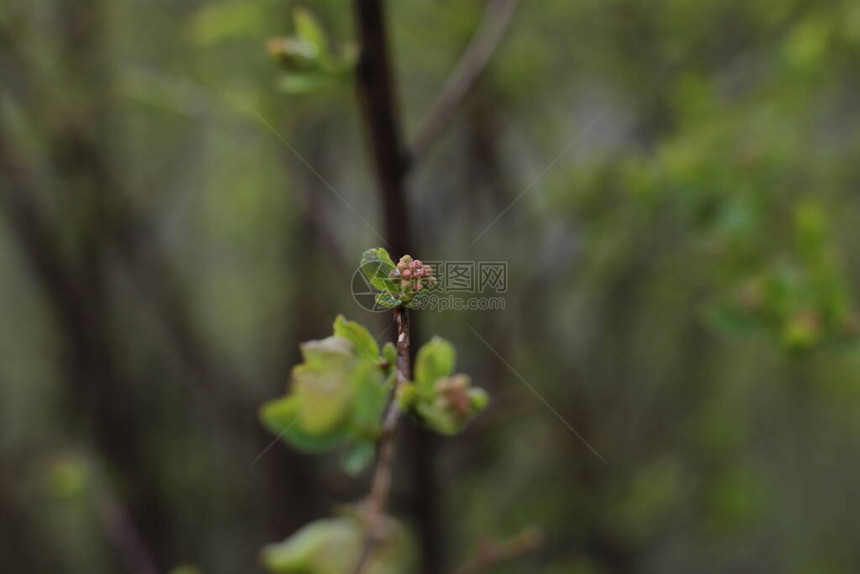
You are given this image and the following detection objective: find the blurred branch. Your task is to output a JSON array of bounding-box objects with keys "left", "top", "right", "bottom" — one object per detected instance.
[
  {"left": 354, "top": 0, "right": 409, "bottom": 256},
  {"left": 351, "top": 306, "right": 410, "bottom": 574},
  {"left": 96, "top": 473, "right": 160, "bottom": 574},
  {"left": 450, "top": 527, "right": 544, "bottom": 574},
  {"left": 408, "top": 0, "right": 520, "bottom": 169}
]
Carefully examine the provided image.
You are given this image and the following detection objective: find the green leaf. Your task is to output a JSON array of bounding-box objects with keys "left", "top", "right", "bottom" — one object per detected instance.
[
  {"left": 296, "top": 336, "right": 353, "bottom": 373},
  {"left": 410, "top": 375, "right": 488, "bottom": 436},
  {"left": 414, "top": 337, "right": 456, "bottom": 390},
  {"left": 291, "top": 370, "right": 355, "bottom": 435},
  {"left": 262, "top": 518, "right": 362, "bottom": 573},
  {"left": 261, "top": 516, "right": 415, "bottom": 574},
  {"left": 375, "top": 292, "right": 401, "bottom": 310},
  {"left": 259, "top": 336, "right": 356, "bottom": 452},
  {"left": 469, "top": 387, "right": 489, "bottom": 411},
  {"left": 360, "top": 248, "right": 398, "bottom": 293},
  {"left": 381, "top": 342, "right": 397, "bottom": 367},
  {"left": 259, "top": 395, "right": 351, "bottom": 452},
  {"left": 395, "top": 383, "right": 417, "bottom": 410},
  {"left": 342, "top": 442, "right": 375, "bottom": 476},
  {"left": 415, "top": 401, "right": 459, "bottom": 436},
  {"left": 349, "top": 363, "right": 390, "bottom": 438},
  {"left": 333, "top": 315, "right": 379, "bottom": 362},
  {"left": 293, "top": 8, "right": 329, "bottom": 58},
  {"left": 259, "top": 323, "right": 389, "bottom": 453}
]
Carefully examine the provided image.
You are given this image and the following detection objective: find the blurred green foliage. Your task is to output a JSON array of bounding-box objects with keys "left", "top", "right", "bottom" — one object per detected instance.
[{"left": 3, "top": 0, "right": 860, "bottom": 573}]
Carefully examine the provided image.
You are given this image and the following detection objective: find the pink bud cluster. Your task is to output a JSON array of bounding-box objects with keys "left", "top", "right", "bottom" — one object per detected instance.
[{"left": 389, "top": 255, "right": 436, "bottom": 295}]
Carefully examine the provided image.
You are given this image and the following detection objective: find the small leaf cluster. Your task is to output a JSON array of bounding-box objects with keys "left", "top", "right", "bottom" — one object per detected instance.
[
  {"left": 266, "top": 9, "right": 356, "bottom": 94},
  {"left": 398, "top": 337, "right": 488, "bottom": 436},
  {"left": 360, "top": 248, "right": 438, "bottom": 310},
  {"left": 259, "top": 316, "right": 393, "bottom": 467},
  {"left": 259, "top": 316, "right": 488, "bottom": 464}
]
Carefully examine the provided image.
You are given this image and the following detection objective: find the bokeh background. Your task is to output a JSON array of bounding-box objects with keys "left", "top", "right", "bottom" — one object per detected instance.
[{"left": 4, "top": 0, "right": 860, "bottom": 573}]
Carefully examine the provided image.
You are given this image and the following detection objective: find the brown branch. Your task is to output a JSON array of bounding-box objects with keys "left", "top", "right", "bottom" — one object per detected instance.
[
  {"left": 351, "top": 306, "right": 410, "bottom": 574},
  {"left": 408, "top": 0, "right": 521, "bottom": 168},
  {"left": 354, "top": 0, "right": 410, "bottom": 256},
  {"left": 450, "top": 527, "right": 544, "bottom": 574},
  {"left": 353, "top": 1, "right": 444, "bottom": 570}
]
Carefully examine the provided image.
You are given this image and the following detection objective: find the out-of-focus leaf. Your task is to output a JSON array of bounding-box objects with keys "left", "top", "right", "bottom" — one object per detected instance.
[
  {"left": 268, "top": 37, "right": 321, "bottom": 71},
  {"left": 381, "top": 342, "right": 397, "bottom": 367},
  {"left": 296, "top": 336, "right": 353, "bottom": 372},
  {"left": 413, "top": 375, "right": 488, "bottom": 436},
  {"left": 261, "top": 515, "right": 414, "bottom": 574},
  {"left": 260, "top": 321, "right": 390, "bottom": 453},
  {"left": 334, "top": 315, "right": 379, "bottom": 362},
  {"left": 260, "top": 394, "right": 351, "bottom": 452},
  {"left": 293, "top": 8, "right": 328, "bottom": 58},
  {"left": 341, "top": 442, "right": 375, "bottom": 476},
  {"left": 262, "top": 518, "right": 361, "bottom": 573},
  {"left": 414, "top": 337, "right": 455, "bottom": 390},
  {"left": 349, "top": 363, "right": 390, "bottom": 437}
]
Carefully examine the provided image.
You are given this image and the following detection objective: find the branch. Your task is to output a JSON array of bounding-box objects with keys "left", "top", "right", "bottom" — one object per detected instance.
[
  {"left": 354, "top": 0, "right": 410, "bottom": 256},
  {"left": 353, "top": 1, "right": 442, "bottom": 570},
  {"left": 97, "top": 478, "right": 161, "bottom": 574},
  {"left": 351, "top": 306, "right": 410, "bottom": 574},
  {"left": 450, "top": 527, "right": 544, "bottom": 574},
  {"left": 408, "top": 0, "right": 521, "bottom": 168}
]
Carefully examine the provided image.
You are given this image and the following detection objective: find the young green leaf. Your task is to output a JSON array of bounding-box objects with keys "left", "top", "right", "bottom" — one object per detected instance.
[
  {"left": 296, "top": 336, "right": 353, "bottom": 373},
  {"left": 268, "top": 37, "right": 321, "bottom": 72},
  {"left": 414, "top": 337, "right": 456, "bottom": 390},
  {"left": 333, "top": 315, "right": 379, "bottom": 362},
  {"left": 293, "top": 8, "right": 329, "bottom": 59},
  {"left": 413, "top": 375, "right": 488, "bottom": 436},
  {"left": 260, "top": 395, "right": 351, "bottom": 452},
  {"left": 381, "top": 342, "right": 397, "bottom": 368},
  {"left": 342, "top": 441, "right": 376, "bottom": 476},
  {"left": 262, "top": 515, "right": 414, "bottom": 574},
  {"left": 262, "top": 518, "right": 361, "bottom": 573},
  {"left": 360, "top": 248, "right": 398, "bottom": 293},
  {"left": 259, "top": 321, "right": 389, "bottom": 453},
  {"left": 349, "top": 363, "right": 390, "bottom": 438},
  {"left": 375, "top": 292, "right": 401, "bottom": 310}
]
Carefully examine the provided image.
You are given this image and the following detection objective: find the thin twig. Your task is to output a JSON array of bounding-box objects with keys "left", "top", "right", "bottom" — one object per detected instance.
[
  {"left": 97, "top": 481, "right": 161, "bottom": 574},
  {"left": 409, "top": 0, "right": 521, "bottom": 168},
  {"left": 351, "top": 306, "right": 410, "bottom": 574},
  {"left": 450, "top": 526, "right": 544, "bottom": 574}
]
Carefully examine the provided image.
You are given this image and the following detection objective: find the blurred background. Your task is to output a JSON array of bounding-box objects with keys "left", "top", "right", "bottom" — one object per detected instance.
[{"left": 4, "top": 0, "right": 860, "bottom": 573}]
